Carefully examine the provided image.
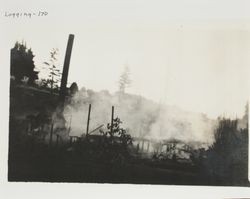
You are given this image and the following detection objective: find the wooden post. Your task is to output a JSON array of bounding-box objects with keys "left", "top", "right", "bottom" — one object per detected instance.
[
  {"left": 110, "top": 106, "right": 114, "bottom": 136},
  {"left": 68, "top": 114, "right": 72, "bottom": 135},
  {"left": 142, "top": 140, "right": 145, "bottom": 151},
  {"left": 147, "top": 141, "right": 150, "bottom": 152},
  {"left": 49, "top": 123, "right": 54, "bottom": 147},
  {"left": 86, "top": 104, "right": 91, "bottom": 136},
  {"left": 136, "top": 143, "right": 140, "bottom": 152},
  {"left": 160, "top": 143, "right": 163, "bottom": 153},
  {"left": 56, "top": 134, "right": 59, "bottom": 147},
  {"left": 59, "top": 34, "right": 75, "bottom": 105}
]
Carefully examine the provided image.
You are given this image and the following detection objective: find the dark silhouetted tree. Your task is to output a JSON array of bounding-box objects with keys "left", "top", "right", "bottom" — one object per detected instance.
[
  {"left": 205, "top": 117, "right": 248, "bottom": 185},
  {"left": 118, "top": 65, "right": 131, "bottom": 94},
  {"left": 101, "top": 117, "right": 133, "bottom": 152},
  {"left": 211, "top": 119, "right": 238, "bottom": 154},
  {"left": 243, "top": 102, "right": 249, "bottom": 129},
  {"left": 69, "top": 82, "right": 79, "bottom": 96},
  {"left": 43, "top": 48, "right": 61, "bottom": 94},
  {"left": 10, "top": 41, "right": 39, "bottom": 85}
]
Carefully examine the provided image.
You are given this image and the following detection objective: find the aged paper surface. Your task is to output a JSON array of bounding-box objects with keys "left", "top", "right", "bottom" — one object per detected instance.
[{"left": 1, "top": 0, "right": 250, "bottom": 198}]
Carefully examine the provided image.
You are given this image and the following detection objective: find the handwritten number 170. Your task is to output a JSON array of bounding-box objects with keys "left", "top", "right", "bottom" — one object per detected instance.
[{"left": 38, "top": 11, "right": 48, "bottom": 16}]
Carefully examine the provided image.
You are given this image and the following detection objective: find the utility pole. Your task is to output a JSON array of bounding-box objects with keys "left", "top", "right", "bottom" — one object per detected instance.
[{"left": 86, "top": 104, "right": 91, "bottom": 137}]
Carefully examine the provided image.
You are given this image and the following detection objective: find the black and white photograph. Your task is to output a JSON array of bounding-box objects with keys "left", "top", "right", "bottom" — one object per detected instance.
[{"left": 1, "top": 0, "right": 250, "bottom": 198}]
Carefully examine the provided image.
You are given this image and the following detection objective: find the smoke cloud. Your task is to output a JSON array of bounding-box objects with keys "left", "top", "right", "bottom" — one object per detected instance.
[{"left": 63, "top": 88, "right": 216, "bottom": 145}]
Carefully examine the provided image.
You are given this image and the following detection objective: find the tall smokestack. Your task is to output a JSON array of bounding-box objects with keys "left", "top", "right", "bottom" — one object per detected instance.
[{"left": 59, "top": 34, "right": 75, "bottom": 104}]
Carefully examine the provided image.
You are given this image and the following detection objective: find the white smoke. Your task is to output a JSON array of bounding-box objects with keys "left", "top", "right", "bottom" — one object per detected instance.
[{"left": 63, "top": 88, "right": 216, "bottom": 145}]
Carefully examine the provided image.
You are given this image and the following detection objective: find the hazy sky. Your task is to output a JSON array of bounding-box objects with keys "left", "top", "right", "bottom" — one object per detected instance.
[{"left": 2, "top": 0, "right": 250, "bottom": 118}]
